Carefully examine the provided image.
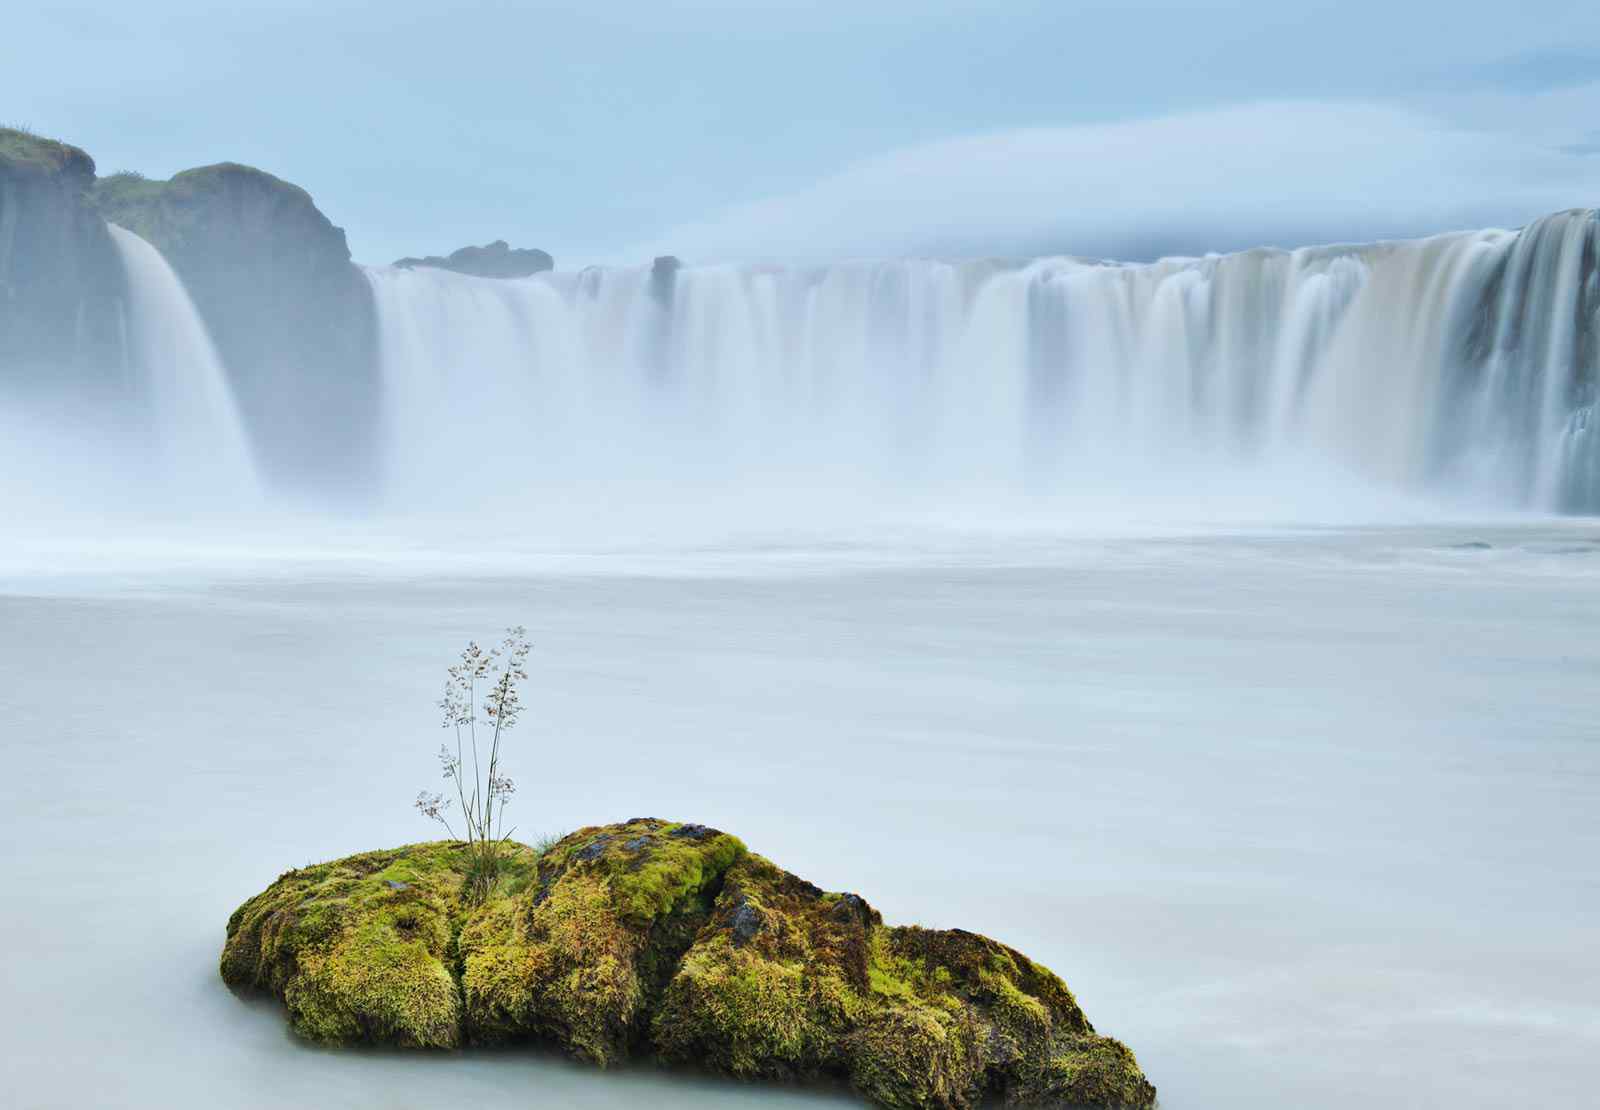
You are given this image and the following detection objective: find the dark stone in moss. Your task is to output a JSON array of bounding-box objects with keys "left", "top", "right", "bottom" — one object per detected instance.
[
  {"left": 394, "top": 239, "right": 553, "bottom": 279},
  {"left": 574, "top": 835, "right": 612, "bottom": 862},
  {"left": 223, "top": 821, "right": 1155, "bottom": 1109},
  {"left": 729, "top": 898, "right": 764, "bottom": 944},
  {"left": 832, "top": 892, "right": 872, "bottom": 926}
]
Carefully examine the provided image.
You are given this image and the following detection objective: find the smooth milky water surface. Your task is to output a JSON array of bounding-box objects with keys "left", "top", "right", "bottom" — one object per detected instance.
[{"left": 0, "top": 523, "right": 1596, "bottom": 1109}]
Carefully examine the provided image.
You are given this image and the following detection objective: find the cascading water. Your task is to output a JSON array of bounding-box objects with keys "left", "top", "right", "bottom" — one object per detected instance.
[
  {"left": 364, "top": 210, "right": 1600, "bottom": 514},
  {"left": 108, "top": 224, "right": 259, "bottom": 501}
]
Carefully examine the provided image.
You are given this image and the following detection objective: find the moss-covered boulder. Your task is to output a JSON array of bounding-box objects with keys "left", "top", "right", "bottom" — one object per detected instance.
[
  {"left": 222, "top": 841, "right": 540, "bottom": 1046},
  {"left": 223, "top": 820, "right": 1155, "bottom": 1109}
]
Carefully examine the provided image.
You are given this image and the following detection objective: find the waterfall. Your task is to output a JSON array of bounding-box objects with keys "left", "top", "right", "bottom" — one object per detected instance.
[
  {"left": 365, "top": 210, "right": 1600, "bottom": 514},
  {"left": 108, "top": 224, "right": 259, "bottom": 501}
]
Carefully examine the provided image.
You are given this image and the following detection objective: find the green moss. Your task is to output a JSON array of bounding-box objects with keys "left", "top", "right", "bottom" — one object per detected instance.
[
  {"left": 540, "top": 819, "right": 745, "bottom": 924},
  {"left": 222, "top": 824, "right": 1155, "bottom": 1108},
  {"left": 464, "top": 868, "right": 643, "bottom": 1061},
  {"left": 865, "top": 930, "right": 943, "bottom": 1004},
  {"left": 459, "top": 819, "right": 747, "bottom": 1065},
  {"left": 456, "top": 892, "right": 538, "bottom": 1041},
  {"left": 654, "top": 932, "right": 856, "bottom": 1077},
  {"left": 91, "top": 162, "right": 320, "bottom": 256},
  {"left": 1026, "top": 1035, "right": 1159, "bottom": 1108},
  {"left": 612, "top": 834, "right": 744, "bottom": 924},
  {"left": 846, "top": 1006, "right": 982, "bottom": 1110},
  {"left": 285, "top": 907, "right": 460, "bottom": 1046},
  {"left": 0, "top": 127, "right": 92, "bottom": 175},
  {"left": 220, "top": 840, "right": 537, "bottom": 1048}
]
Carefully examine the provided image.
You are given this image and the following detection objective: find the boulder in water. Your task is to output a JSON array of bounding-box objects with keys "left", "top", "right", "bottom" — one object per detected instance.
[
  {"left": 393, "top": 240, "right": 554, "bottom": 279},
  {"left": 221, "top": 819, "right": 1155, "bottom": 1108}
]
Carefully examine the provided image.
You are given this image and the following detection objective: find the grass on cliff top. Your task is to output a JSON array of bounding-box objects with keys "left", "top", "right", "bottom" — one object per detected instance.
[
  {"left": 92, "top": 163, "right": 320, "bottom": 250},
  {"left": 94, "top": 162, "right": 312, "bottom": 205},
  {"left": 0, "top": 126, "right": 91, "bottom": 173},
  {"left": 93, "top": 171, "right": 167, "bottom": 205}
]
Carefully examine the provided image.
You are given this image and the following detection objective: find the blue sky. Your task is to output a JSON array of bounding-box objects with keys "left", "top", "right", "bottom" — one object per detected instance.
[{"left": 8, "top": 1, "right": 1600, "bottom": 264}]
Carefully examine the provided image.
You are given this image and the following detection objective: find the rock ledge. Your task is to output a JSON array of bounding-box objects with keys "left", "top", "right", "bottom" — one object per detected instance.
[{"left": 394, "top": 240, "right": 554, "bottom": 278}]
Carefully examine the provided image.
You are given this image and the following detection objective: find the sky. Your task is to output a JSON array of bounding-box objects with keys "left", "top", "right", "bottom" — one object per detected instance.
[{"left": 7, "top": 1, "right": 1600, "bottom": 266}]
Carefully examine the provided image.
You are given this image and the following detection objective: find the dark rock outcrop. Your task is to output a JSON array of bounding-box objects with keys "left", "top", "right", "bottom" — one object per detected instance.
[
  {"left": 222, "top": 819, "right": 1156, "bottom": 1109},
  {"left": 650, "top": 254, "right": 682, "bottom": 309},
  {"left": 0, "top": 129, "right": 125, "bottom": 388},
  {"left": 92, "top": 163, "right": 379, "bottom": 493},
  {"left": 394, "top": 240, "right": 553, "bottom": 279}
]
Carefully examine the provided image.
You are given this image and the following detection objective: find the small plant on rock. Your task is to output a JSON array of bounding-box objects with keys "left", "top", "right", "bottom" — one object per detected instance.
[{"left": 414, "top": 626, "right": 530, "bottom": 902}]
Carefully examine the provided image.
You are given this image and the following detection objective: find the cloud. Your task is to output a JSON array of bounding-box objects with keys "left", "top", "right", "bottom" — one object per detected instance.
[
  {"left": 1463, "top": 49, "right": 1600, "bottom": 93},
  {"left": 637, "top": 98, "right": 1600, "bottom": 264}
]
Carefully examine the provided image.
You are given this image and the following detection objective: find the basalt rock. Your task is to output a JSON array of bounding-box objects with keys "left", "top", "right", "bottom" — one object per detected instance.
[
  {"left": 394, "top": 240, "right": 553, "bottom": 279},
  {"left": 222, "top": 820, "right": 1155, "bottom": 1109},
  {"left": 0, "top": 128, "right": 126, "bottom": 387},
  {"left": 91, "top": 162, "right": 379, "bottom": 493}
]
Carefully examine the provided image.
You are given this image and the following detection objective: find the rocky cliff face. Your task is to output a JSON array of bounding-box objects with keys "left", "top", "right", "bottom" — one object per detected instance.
[
  {"left": 3, "top": 130, "right": 566, "bottom": 498},
  {"left": 0, "top": 129, "right": 125, "bottom": 390},
  {"left": 93, "top": 163, "right": 379, "bottom": 492}
]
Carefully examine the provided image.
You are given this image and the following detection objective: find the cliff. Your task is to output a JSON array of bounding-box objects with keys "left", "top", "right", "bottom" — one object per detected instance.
[
  {"left": 92, "top": 163, "right": 379, "bottom": 491},
  {"left": 0, "top": 128, "right": 125, "bottom": 386}
]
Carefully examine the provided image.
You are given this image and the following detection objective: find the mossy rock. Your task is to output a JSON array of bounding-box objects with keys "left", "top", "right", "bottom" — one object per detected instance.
[
  {"left": 222, "top": 820, "right": 1155, "bottom": 1108},
  {"left": 458, "top": 819, "right": 745, "bottom": 1062},
  {"left": 90, "top": 162, "right": 334, "bottom": 259},
  {"left": 0, "top": 127, "right": 95, "bottom": 177},
  {"left": 221, "top": 841, "right": 540, "bottom": 1046}
]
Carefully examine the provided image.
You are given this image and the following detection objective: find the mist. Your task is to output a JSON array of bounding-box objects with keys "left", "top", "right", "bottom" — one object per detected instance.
[{"left": 9, "top": 205, "right": 1599, "bottom": 544}]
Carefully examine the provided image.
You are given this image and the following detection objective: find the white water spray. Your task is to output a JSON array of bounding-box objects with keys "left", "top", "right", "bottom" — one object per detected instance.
[
  {"left": 108, "top": 224, "right": 259, "bottom": 502},
  {"left": 364, "top": 210, "right": 1600, "bottom": 515}
]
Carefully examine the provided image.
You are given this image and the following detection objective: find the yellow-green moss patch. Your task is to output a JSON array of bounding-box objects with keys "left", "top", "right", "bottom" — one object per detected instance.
[{"left": 220, "top": 840, "right": 537, "bottom": 1047}]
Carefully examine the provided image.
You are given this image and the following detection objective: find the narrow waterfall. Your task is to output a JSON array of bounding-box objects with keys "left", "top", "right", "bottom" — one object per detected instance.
[
  {"left": 108, "top": 223, "right": 260, "bottom": 501},
  {"left": 364, "top": 211, "right": 1600, "bottom": 514}
]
